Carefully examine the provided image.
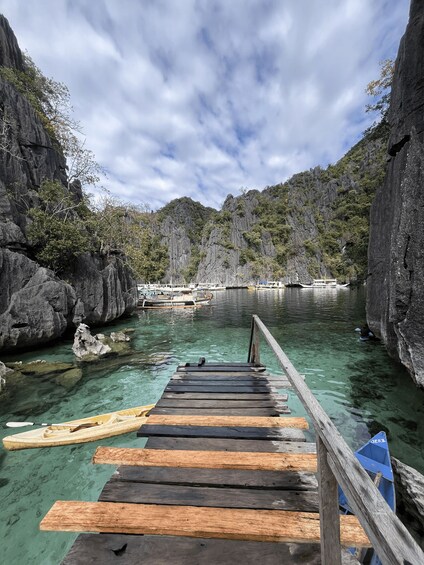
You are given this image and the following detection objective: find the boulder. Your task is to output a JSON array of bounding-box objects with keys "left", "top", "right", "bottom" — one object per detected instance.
[{"left": 72, "top": 323, "right": 111, "bottom": 359}]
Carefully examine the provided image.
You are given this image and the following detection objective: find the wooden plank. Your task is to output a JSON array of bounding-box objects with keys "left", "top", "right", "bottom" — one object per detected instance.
[
  {"left": 155, "top": 399, "right": 284, "bottom": 409},
  {"left": 144, "top": 437, "right": 314, "bottom": 453},
  {"left": 177, "top": 366, "right": 266, "bottom": 373},
  {"left": 138, "top": 424, "right": 305, "bottom": 440},
  {"left": 171, "top": 375, "right": 274, "bottom": 381},
  {"left": 168, "top": 380, "right": 273, "bottom": 386},
  {"left": 99, "top": 481, "right": 320, "bottom": 512},
  {"left": 317, "top": 435, "right": 341, "bottom": 565},
  {"left": 164, "top": 386, "right": 275, "bottom": 393},
  {"left": 179, "top": 363, "right": 264, "bottom": 368},
  {"left": 146, "top": 415, "right": 307, "bottom": 428},
  {"left": 161, "top": 392, "right": 289, "bottom": 401},
  {"left": 40, "top": 501, "right": 371, "bottom": 547},
  {"left": 251, "top": 315, "right": 424, "bottom": 564},
  {"left": 148, "top": 408, "right": 287, "bottom": 416},
  {"left": 61, "top": 533, "right": 323, "bottom": 565},
  {"left": 93, "top": 447, "right": 318, "bottom": 472},
  {"left": 113, "top": 466, "right": 318, "bottom": 490}
]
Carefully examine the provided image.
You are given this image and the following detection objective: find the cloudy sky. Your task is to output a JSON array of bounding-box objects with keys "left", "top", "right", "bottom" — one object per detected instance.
[{"left": 0, "top": 0, "right": 410, "bottom": 210}]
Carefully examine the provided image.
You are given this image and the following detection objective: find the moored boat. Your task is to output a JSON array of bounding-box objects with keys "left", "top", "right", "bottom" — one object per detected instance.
[
  {"left": 339, "top": 431, "right": 395, "bottom": 564},
  {"left": 254, "top": 281, "right": 285, "bottom": 289},
  {"left": 139, "top": 290, "right": 213, "bottom": 309},
  {"left": 300, "top": 278, "right": 349, "bottom": 289},
  {"left": 2, "top": 404, "right": 155, "bottom": 450}
]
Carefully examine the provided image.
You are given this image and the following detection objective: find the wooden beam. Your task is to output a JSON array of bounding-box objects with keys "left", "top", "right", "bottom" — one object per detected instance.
[
  {"left": 144, "top": 437, "right": 315, "bottom": 453},
  {"left": 317, "top": 435, "right": 341, "bottom": 565},
  {"left": 93, "top": 447, "right": 318, "bottom": 472},
  {"left": 250, "top": 315, "right": 424, "bottom": 564},
  {"left": 137, "top": 424, "right": 305, "bottom": 440},
  {"left": 40, "top": 501, "right": 370, "bottom": 547},
  {"left": 146, "top": 415, "right": 308, "bottom": 429}
]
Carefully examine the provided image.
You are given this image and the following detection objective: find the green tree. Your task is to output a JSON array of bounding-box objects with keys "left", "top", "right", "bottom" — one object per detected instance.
[
  {"left": 27, "top": 180, "right": 92, "bottom": 272},
  {"left": 365, "top": 59, "right": 394, "bottom": 128}
]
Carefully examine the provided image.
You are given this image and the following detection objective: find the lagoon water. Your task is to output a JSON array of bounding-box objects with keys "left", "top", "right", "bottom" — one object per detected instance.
[{"left": 1, "top": 287, "right": 424, "bottom": 564}]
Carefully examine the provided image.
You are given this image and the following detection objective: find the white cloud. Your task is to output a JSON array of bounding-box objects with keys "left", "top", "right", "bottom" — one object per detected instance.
[{"left": 0, "top": 0, "right": 410, "bottom": 210}]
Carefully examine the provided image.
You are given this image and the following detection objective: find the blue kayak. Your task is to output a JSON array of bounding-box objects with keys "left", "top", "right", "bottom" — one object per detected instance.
[{"left": 339, "top": 431, "right": 395, "bottom": 564}]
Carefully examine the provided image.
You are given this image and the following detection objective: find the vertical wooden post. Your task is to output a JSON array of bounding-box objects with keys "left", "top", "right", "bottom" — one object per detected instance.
[
  {"left": 248, "top": 317, "right": 260, "bottom": 363},
  {"left": 316, "top": 435, "right": 341, "bottom": 565}
]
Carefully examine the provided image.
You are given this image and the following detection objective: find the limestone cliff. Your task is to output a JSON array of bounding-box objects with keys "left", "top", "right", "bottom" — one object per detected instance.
[
  {"left": 0, "top": 15, "right": 136, "bottom": 352},
  {"left": 367, "top": 0, "right": 424, "bottom": 386},
  {"left": 156, "top": 123, "right": 388, "bottom": 286}
]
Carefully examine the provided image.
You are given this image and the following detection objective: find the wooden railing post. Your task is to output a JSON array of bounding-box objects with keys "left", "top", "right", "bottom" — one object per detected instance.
[
  {"left": 248, "top": 317, "right": 260, "bottom": 364},
  {"left": 316, "top": 435, "right": 342, "bottom": 564}
]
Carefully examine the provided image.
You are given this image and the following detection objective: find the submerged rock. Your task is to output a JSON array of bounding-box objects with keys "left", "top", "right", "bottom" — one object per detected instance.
[
  {"left": 0, "top": 360, "right": 13, "bottom": 391},
  {"left": 5, "top": 359, "right": 74, "bottom": 376},
  {"left": 52, "top": 367, "right": 83, "bottom": 390}
]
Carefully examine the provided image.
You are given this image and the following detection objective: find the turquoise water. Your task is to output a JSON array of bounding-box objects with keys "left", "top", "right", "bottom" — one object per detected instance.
[{"left": 1, "top": 287, "right": 424, "bottom": 564}]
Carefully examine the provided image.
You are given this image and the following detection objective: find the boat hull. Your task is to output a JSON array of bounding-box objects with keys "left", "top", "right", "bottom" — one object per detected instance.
[{"left": 2, "top": 404, "right": 154, "bottom": 450}]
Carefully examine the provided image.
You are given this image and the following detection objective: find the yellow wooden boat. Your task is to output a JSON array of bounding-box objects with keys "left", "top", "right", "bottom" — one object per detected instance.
[{"left": 2, "top": 404, "right": 155, "bottom": 450}]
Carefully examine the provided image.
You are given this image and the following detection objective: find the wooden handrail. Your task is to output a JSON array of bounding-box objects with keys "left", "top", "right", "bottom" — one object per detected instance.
[{"left": 248, "top": 315, "right": 424, "bottom": 565}]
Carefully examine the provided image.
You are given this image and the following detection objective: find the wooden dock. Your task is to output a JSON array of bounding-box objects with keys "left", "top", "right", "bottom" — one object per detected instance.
[{"left": 41, "top": 317, "right": 424, "bottom": 565}]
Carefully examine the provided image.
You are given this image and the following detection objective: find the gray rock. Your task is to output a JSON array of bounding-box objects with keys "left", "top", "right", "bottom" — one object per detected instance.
[
  {"left": 72, "top": 323, "right": 111, "bottom": 359},
  {"left": 0, "top": 249, "right": 77, "bottom": 350},
  {"left": 367, "top": 0, "right": 424, "bottom": 386},
  {"left": 392, "top": 456, "right": 424, "bottom": 549},
  {"left": 110, "top": 331, "right": 130, "bottom": 343}
]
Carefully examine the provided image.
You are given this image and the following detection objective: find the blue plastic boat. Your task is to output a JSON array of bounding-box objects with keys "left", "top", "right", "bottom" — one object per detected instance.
[{"left": 339, "top": 431, "right": 395, "bottom": 564}]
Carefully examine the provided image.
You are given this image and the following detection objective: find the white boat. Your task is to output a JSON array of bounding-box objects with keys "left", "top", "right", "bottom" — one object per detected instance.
[
  {"left": 300, "top": 279, "right": 349, "bottom": 289},
  {"left": 194, "top": 283, "right": 226, "bottom": 291},
  {"left": 255, "top": 281, "right": 285, "bottom": 290},
  {"left": 138, "top": 290, "right": 213, "bottom": 309}
]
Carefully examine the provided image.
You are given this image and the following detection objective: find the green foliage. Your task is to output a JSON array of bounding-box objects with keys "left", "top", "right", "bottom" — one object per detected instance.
[
  {"left": 28, "top": 180, "right": 92, "bottom": 271},
  {"left": 91, "top": 197, "right": 169, "bottom": 281},
  {"left": 182, "top": 247, "right": 206, "bottom": 281}
]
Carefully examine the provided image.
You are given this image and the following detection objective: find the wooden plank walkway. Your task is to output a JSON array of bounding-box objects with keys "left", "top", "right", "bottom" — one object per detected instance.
[{"left": 44, "top": 362, "right": 364, "bottom": 564}]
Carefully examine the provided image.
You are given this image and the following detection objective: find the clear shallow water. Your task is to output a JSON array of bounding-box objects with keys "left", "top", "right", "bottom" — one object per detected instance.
[{"left": 1, "top": 287, "right": 424, "bottom": 564}]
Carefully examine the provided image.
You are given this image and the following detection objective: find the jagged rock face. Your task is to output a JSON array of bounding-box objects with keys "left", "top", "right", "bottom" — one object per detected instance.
[
  {"left": 0, "top": 248, "right": 76, "bottom": 350},
  {"left": 367, "top": 0, "right": 424, "bottom": 386},
  {"left": 68, "top": 253, "right": 137, "bottom": 326},
  {"left": 0, "top": 16, "right": 136, "bottom": 352},
  {"left": 392, "top": 457, "right": 424, "bottom": 549}
]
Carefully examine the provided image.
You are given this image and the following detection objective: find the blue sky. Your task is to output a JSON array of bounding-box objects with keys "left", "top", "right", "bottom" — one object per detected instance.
[{"left": 0, "top": 0, "right": 411, "bottom": 210}]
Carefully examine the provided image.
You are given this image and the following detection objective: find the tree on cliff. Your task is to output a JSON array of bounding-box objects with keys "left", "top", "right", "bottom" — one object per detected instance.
[{"left": 365, "top": 59, "right": 394, "bottom": 131}]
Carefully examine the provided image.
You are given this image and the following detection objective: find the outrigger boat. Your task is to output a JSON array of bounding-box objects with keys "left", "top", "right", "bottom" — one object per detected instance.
[
  {"left": 339, "top": 431, "right": 395, "bottom": 564},
  {"left": 300, "top": 278, "right": 349, "bottom": 289},
  {"left": 2, "top": 404, "right": 154, "bottom": 450},
  {"left": 139, "top": 289, "right": 213, "bottom": 309}
]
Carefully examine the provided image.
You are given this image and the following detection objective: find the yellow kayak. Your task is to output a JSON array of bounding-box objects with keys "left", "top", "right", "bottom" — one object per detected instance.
[{"left": 2, "top": 404, "right": 155, "bottom": 450}]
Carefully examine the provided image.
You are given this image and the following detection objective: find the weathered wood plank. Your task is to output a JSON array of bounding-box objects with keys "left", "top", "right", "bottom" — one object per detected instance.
[
  {"left": 161, "top": 392, "right": 289, "bottom": 401},
  {"left": 138, "top": 424, "right": 305, "bottom": 440},
  {"left": 41, "top": 501, "right": 370, "bottom": 547},
  {"left": 177, "top": 366, "right": 266, "bottom": 373},
  {"left": 148, "top": 407, "right": 287, "bottom": 416},
  {"left": 144, "top": 437, "right": 314, "bottom": 453},
  {"left": 177, "top": 361, "right": 266, "bottom": 369},
  {"left": 112, "top": 466, "right": 318, "bottom": 490},
  {"left": 99, "top": 481, "right": 320, "bottom": 512},
  {"left": 251, "top": 314, "right": 424, "bottom": 564},
  {"left": 145, "top": 415, "right": 305, "bottom": 428},
  {"left": 168, "top": 379, "right": 274, "bottom": 386},
  {"left": 62, "top": 533, "right": 324, "bottom": 565},
  {"left": 164, "top": 386, "right": 275, "bottom": 393},
  {"left": 155, "top": 399, "right": 284, "bottom": 409},
  {"left": 93, "top": 447, "right": 318, "bottom": 472},
  {"left": 171, "top": 375, "right": 275, "bottom": 382}
]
